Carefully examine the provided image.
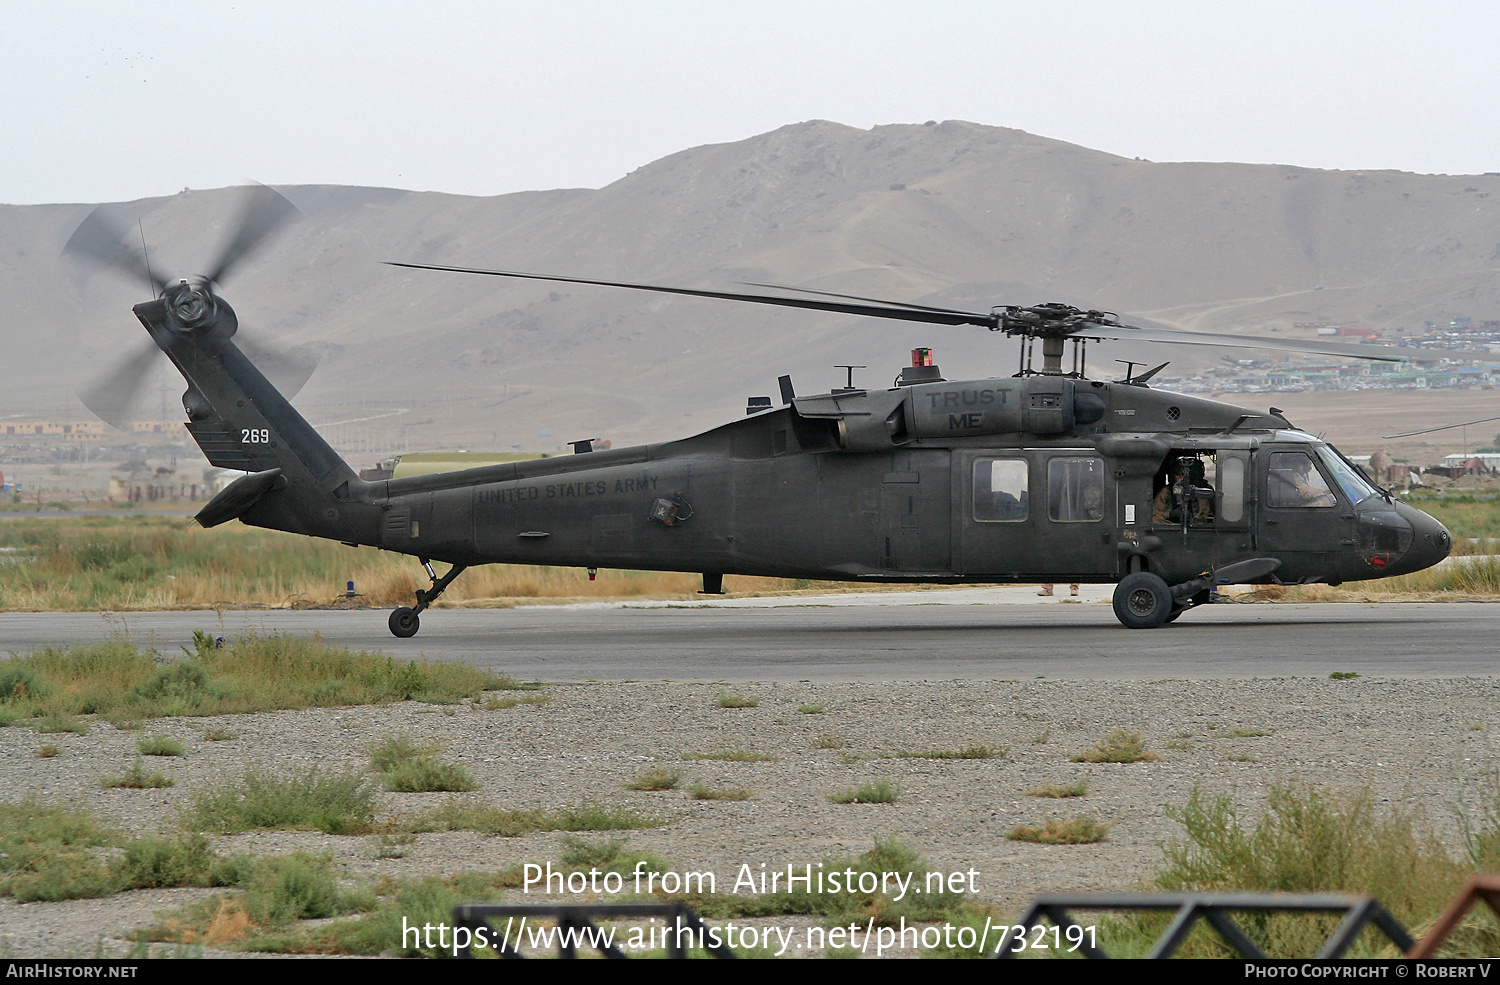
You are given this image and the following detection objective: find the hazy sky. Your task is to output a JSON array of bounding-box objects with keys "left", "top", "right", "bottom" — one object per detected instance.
[{"left": 4, "top": 0, "right": 1497, "bottom": 205}]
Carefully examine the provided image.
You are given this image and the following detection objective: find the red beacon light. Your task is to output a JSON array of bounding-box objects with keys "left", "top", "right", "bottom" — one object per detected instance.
[{"left": 897, "top": 347, "right": 943, "bottom": 386}]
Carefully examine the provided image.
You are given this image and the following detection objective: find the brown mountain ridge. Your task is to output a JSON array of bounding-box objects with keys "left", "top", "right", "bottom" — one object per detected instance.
[{"left": 2, "top": 119, "right": 1497, "bottom": 454}]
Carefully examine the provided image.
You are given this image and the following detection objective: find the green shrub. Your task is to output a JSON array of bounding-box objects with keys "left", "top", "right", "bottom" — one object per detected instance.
[
  {"left": 625, "top": 766, "right": 683, "bottom": 791},
  {"left": 367, "top": 733, "right": 441, "bottom": 772},
  {"left": 137, "top": 734, "right": 186, "bottom": 756},
  {"left": 828, "top": 780, "right": 898, "bottom": 804},
  {"left": 113, "top": 833, "right": 229, "bottom": 889},
  {"left": 0, "top": 800, "right": 119, "bottom": 902},
  {"left": 186, "top": 768, "right": 377, "bottom": 835},
  {"left": 102, "top": 757, "right": 174, "bottom": 789},
  {"left": 382, "top": 757, "right": 479, "bottom": 793}
]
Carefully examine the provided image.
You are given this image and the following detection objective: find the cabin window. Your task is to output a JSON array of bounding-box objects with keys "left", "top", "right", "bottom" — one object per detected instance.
[
  {"left": 1048, "top": 457, "right": 1105, "bottom": 522},
  {"left": 1218, "top": 453, "right": 1246, "bottom": 523},
  {"left": 1267, "top": 452, "right": 1338, "bottom": 509},
  {"left": 974, "top": 458, "right": 1028, "bottom": 522}
]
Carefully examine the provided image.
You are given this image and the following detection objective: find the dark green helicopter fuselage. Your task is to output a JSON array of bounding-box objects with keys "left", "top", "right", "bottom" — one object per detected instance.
[{"left": 150, "top": 295, "right": 1451, "bottom": 612}]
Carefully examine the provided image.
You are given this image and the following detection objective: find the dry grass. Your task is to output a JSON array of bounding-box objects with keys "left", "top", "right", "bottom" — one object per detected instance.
[
  {"left": 1071, "top": 731, "right": 1160, "bottom": 764},
  {"left": 102, "top": 758, "right": 174, "bottom": 789},
  {"left": 1008, "top": 816, "right": 1112, "bottom": 844},
  {"left": 828, "top": 779, "right": 898, "bottom": 804},
  {"left": 1140, "top": 785, "right": 1500, "bottom": 958},
  {"left": 1028, "top": 781, "right": 1089, "bottom": 798},
  {"left": 624, "top": 766, "right": 683, "bottom": 792},
  {"left": 0, "top": 516, "right": 872, "bottom": 611},
  {"left": 679, "top": 749, "right": 779, "bottom": 762},
  {"left": 0, "top": 632, "right": 502, "bottom": 725},
  {"left": 895, "top": 745, "right": 1004, "bottom": 760}
]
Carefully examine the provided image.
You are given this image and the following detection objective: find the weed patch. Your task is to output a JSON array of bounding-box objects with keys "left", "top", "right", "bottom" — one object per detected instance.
[
  {"left": 716, "top": 692, "right": 759, "bottom": 709},
  {"left": 1071, "top": 730, "right": 1159, "bottom": 764},
  {"left": 828, "top": 780, "right": 898, "bottom": 804},
  {"left": 1138, "top": 785, "right": 1488, "bottom": 958},
  {"left": 896, "top": 745, "right": 1003, "bottom": 760},
  {"left": 394, "top": 799, "right": 669, "bottom": 837},
  {"left": 102, "top": 757, "right": 174, "bottom": 789},
  {"left": 559, "top": 836, "right": 670, "bottom": 877},
  {"left": 366, "top": 734, "right": 477, "bottom": 792},
  {"left": 137, "top": 734, "right": 186, "bottom": 756},
  {"left": 1008, "top": 817, "right": 1112, "bottom": 845},
  {"left": 1028, "top": 781, "right": 1089, "bottom": 799},
  {"left": 625, "top": 766, "right": 683, "bottom": 791},
  {"left": 0, "top": 800, "right": 118, "bottom": 902},
  {"left": 680, "top": 748, "right": 778, "bottom": 762},
  {"left": 0, "top": 633, "right": 504, "bottom": 725},
  {"left": 186, "top": 767, "right": 377, "bottom": 834}
]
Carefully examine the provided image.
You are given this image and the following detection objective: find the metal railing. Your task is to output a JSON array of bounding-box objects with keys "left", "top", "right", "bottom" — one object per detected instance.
[{"left": 994, "top": 892, "right": 1415, "bottom": 959}]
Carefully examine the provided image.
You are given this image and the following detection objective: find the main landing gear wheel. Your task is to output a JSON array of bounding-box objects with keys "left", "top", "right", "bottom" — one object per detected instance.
[
  {"left": 389, "top": 607, "right": 420, "bottom": 638},
  {"left": 387, "top": 560, "right": 469, "bottom": 638},
  {"left": 1113, "top": 572, "right": 1173, "bottom": 629}
]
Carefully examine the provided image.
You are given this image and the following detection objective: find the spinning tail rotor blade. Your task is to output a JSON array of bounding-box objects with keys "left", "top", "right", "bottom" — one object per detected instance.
[
  {"left": 63, "top": 205, "right": 168, "bottom": 296},
  {"left": 202, "top": 184, "right": 302, "bottom": 288},
  {"left": 237, "top": 331, "right": 319, "bottom": 398},
  {"left": 77, "top": 341, "right": 163, "bottom": 430}
]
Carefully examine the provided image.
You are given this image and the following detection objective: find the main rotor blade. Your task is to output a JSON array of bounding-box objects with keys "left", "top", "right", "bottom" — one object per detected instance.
[
  {"left": 383, "top": 262, "right": 998, "bottom": 328},
  {"left": 1073, "top": 321, "right": 1407, "bottom": 363},
  {"left": 77, "top": 340, "right": 162, "bottom": 430},
  {"left": 739, "top": 280, "right": 987, "bottom": 318},
  {"left": 388, "top": 261, "right": 1407, "bottom": 363},
  {"left": 1383, "top": 415, "right": 1500, "bottom": 439},
  {"left": 202, "top": 183, "right": 301, "bottom": 288},
  {"left": 237, "top": 330, "right": 319, "bottom": 398},
  {"left": 63, "top": 205, "right": 169, "bottom": 296}
]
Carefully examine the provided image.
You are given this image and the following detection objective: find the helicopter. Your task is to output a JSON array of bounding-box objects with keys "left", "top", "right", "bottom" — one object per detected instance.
[{"left": 66, "top": 187, "right": 1453, "bottom": 635}]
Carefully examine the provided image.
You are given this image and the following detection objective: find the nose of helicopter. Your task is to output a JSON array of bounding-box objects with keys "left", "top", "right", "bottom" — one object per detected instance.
[{"left": 1384, "top": 502, "right": 1452, "bottom": 576}]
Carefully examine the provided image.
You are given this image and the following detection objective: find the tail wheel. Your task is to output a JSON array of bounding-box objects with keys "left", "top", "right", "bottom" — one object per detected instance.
[
  {"left": 1113, "top": 572, "right": 1173, "bottom": 629},
  {"left": 389, "top": 607, "right": 420, "bottom": 638}
]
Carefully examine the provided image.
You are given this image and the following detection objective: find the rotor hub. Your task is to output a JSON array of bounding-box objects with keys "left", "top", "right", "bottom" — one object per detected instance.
[{"left": 165, "top": 280, "right": 217, "bottom": 330}]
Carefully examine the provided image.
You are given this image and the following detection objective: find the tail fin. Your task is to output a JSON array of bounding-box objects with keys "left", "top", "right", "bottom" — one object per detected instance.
[{"left": 134, "top": 296, "right": 374, "bottom": 541}]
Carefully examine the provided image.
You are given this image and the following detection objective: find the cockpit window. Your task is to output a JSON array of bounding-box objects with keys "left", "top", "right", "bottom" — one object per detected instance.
[
  {"left": 1267, "top": 452, "right": 1338, "bottom": 508},
  {"left": 1317, "top": 446, "right": 1381, "bottom": 506}
]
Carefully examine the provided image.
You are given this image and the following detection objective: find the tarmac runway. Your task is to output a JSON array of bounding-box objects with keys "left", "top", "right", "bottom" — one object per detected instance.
[{"left": 2, "top": 587, "right": 1496, "bottom": 681}]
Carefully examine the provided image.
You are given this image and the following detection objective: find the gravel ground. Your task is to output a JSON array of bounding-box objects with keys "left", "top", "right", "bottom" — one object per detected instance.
[{"left": 2, "top": 675, "right": 1498, "bottom": 957}]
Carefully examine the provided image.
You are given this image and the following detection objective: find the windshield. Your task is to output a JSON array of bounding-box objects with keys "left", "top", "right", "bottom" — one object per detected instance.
[{"left": 1317, "top": 445, "right": 1381, "bottom": 505}]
